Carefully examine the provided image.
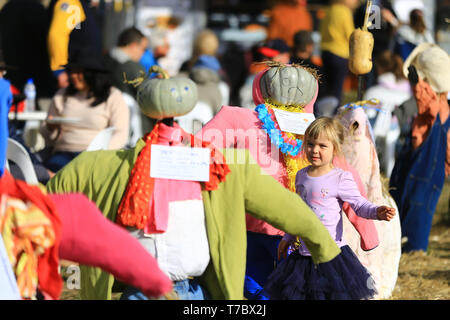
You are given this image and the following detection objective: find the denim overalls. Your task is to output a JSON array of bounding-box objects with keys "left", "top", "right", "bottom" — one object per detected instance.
[{"left": 390, "top": 113, "right": 449, "bottom": 252}]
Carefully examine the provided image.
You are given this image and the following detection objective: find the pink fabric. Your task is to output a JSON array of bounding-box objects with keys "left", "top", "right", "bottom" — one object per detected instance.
[
  {"left": 144, "top": 123, "right": 203, "bottom": 234},
  {"left": 337, "top": 106, "right": 402, "bottom": 298},
  {"left": 333, "top": 156, "right": 380, "bottom": 251},
  {"left": 51, "top": 193, "right": 173, "bottom": 298},
  {"left": 251, "top": 68, "right": 317, "bottom": 113},
  {"left": 198, "top": 106, "right": 287, "bottom": 236},
  {"left": 338, "top": 107, "right": 384, "bottom": 204}
]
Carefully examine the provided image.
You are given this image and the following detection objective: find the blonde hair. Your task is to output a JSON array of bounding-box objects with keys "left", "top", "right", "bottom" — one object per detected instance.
[
  {"left": 193, "top": 30, "right": 219, "bottom": 57},
  {"left": 303, "top": 117, "right": 345, "bottom": 156},
  {"left": 188, "top": 29, "right": 219, "bottom": 70}
]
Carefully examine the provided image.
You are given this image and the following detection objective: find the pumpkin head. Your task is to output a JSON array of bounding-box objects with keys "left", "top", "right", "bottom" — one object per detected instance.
[
  {"left": 136, "top": 66, "right": 198, "bottom": 119},
  {"left": 252, "top": 63, "right": 318, "bottom": 113}
]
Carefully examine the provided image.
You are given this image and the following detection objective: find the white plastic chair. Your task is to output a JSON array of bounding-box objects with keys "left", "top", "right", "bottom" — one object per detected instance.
[
  {"left": 218, "top": 81, "right": 230, "bottom": 107},
  {"left": 5, "top": 138, "right": 39, "bottom": 185},
  {"left": 175, "top": 101, "right": 214, "bottom": 134},
  {"left": 86, "top": 127, "right": 115, "bottom": 151},
  {"left": 122, "top": 92, "right": 143, "bottom": 147}
]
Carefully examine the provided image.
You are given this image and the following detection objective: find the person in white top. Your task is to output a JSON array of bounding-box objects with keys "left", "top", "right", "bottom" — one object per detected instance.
[
  {"left": 382, "top": 8, "right": 435, "bottom": 61},
  {"left": 363, "top": 50, "right": 411, "bottom": 177},
  {"left": 40, "top": 49, "right": 129, "bottom": 173}
]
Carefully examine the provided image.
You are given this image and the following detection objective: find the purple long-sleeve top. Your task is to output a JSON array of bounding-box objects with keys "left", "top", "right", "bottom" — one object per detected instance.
[{"left": 283, "top": 166, "right": 379, "bottom": 256}]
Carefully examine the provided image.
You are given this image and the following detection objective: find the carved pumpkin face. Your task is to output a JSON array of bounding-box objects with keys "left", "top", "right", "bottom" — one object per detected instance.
[
  {"left": 137, "top": 76, "right": 198, "bottom": 119},
  {"left": 253, "top": 64, "right": 318, "bottom": 113}
]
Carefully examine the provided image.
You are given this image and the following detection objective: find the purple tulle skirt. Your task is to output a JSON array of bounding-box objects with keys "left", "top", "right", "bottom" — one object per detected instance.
[{"left": 264, "top": 245, "right": 377, "bottom": 300}]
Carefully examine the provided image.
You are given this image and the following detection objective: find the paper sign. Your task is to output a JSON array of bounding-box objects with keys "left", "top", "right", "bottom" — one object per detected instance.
[
  {"left": 272, "top": 109, "right": 316, "bottom": 135},
  {"left": 150, "top": 145, "right": 210, "bottom": 181}
]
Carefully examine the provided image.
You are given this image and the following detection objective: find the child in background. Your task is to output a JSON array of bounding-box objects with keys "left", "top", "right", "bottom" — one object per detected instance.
[
  {"left": 264, "top": 117, "right": 396, "bottom": 300},
  {"left": 363, "top": 50, "right": 411, "bottom": 177},
  {"left": 291, "top": 30, "right": 317, "bottom": 69}
]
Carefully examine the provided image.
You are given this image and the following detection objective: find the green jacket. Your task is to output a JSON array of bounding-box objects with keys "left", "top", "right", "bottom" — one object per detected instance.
[{"left": 47, "top": 139, "right": 341, "bottom": 299}]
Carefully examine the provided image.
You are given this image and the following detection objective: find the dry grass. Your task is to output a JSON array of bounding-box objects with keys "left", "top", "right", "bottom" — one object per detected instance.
[
  {"left": 389, "top": 179, "right": 450, "bottom": 300},
  {"left": 390, "top": 225, "right": 450, "bottom": 300}
]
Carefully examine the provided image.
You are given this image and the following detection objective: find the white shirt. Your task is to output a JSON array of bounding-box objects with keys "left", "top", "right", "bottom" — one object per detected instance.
[
  {"left": 397, "top": 25, "right": 435, "bottom": 46},
  {"left": 364, "top": 73, "right": 411, "bottom": 138},
  {"left": 128, "top": 199, "right": 210, "bottom": 282}
]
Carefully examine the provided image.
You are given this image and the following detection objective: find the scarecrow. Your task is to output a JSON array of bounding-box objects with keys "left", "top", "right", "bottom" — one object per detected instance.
[
  {"left": 0, "top": 75, "right": 172, "bottom": 300},
  {"left": 197, "top": 61, "right": 380, "bottom": 300},
  {"left": 336, "top": 102, "right": 402, "bottom": 299},
  {"left": 390, "top": 43, "right": 450, "bottom": 252}
]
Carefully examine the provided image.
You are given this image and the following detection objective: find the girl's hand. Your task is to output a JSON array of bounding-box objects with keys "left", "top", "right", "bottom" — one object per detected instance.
[
  {"left": 376, "top": 206, "right": 396, "bottom": 221},
  {"left": 277, "top": 239, "right": 291, "bottom": 260}
]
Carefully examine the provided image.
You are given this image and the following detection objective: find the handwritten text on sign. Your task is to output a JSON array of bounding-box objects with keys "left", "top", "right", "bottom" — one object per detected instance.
[
  {"left": 150, "top": 145, "right": 210, "bottom": 181},
  {"left": 272, "top": 109, "right": 316, "bottom": 135}
]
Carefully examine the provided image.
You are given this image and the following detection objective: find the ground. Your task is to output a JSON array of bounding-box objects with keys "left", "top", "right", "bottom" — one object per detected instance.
[{"left": 389, "top": 179, "right": 450, "bottom": 300}]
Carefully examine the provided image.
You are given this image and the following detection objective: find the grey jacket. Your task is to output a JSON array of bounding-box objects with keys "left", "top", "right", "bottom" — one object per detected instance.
[{"left": 189, "top": 67, "right": 223, "bottom": 115}]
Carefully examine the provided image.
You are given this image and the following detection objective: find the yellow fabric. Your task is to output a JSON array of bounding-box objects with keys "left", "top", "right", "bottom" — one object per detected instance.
[
  {"left": 47, "top": 0, "right": 86, "bottom": 71},
  {"left": 264, "top": 100, "right": 311, "bottom": 192},
  {"left": 0, "top": 195, "right": 55, "bottom": 299},
  {"left": 320, "top": 4, "right": 355, "bottom": 59}
]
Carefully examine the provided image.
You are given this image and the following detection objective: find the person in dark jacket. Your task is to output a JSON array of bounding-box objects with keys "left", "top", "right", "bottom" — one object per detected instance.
[
  {"left": 105, "top": 27, "right": 149, "bottom": 98},
  {"left": 47, "top": 0, "right": 103, "bottom": 89}
]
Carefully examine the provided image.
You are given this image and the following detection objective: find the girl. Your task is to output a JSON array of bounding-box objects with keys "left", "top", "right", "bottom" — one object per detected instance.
[{"left": 264, "top": 117, "right": 396, "bottom": 300}]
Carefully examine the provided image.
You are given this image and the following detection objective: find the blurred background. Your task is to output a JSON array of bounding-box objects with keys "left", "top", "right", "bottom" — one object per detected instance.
[{"left": 1, "top": 0, "right": 447, "bottom": 107}]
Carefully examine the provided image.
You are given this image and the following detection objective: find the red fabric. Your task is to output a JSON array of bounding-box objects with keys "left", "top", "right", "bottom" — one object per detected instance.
[
  {"left": 0, "top": 171, "right": 62, "bottom": 299},
  {"left": 50, "top": 193, "right": 173, "bottom": 298},
  {"left": 116, "top": 124, "right": 159, "bottom": 230},
  {"left": 258, "top": 47, "right": 280, "bottom": 58},
  {"left": 116, "top": 122, "right": 230, "bottom": 232},
  {"left": 411, "top": 80, "right": 450, "bottom": 176},
  {"left": 8, "top": 85, "right": 25, "bottom": 113},
  {"left": 411, "top": 80, "right": 440, "bottom": 149},
  {"left": 143, "top": 124, "right": 203, "bottom": 234}
]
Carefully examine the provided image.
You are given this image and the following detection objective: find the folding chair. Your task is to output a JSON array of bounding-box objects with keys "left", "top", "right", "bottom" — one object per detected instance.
[
  {"left": 86, "top": 127, "right": 115, "bottom": 151},
  {"left": 6, "top": 138, "right": 39, "bottom": 185}
]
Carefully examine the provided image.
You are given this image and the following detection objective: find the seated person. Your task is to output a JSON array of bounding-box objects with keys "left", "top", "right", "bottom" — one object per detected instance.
[{"left": 40, "top": 49, "right": 129, "bottom": 173}]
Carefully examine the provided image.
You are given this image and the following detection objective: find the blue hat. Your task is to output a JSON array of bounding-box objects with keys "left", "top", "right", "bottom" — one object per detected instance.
[{"left": 194, "top": 55, "right": 221, "bottom": 72}]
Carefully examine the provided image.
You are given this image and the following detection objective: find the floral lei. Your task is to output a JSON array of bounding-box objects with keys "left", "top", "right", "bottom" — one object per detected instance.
[
  {"left": 255, "top": 103, "right": 304, "bottom": 158},
  {"left": 255, "top": 102, "right": 310, "bottom": 192}
]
